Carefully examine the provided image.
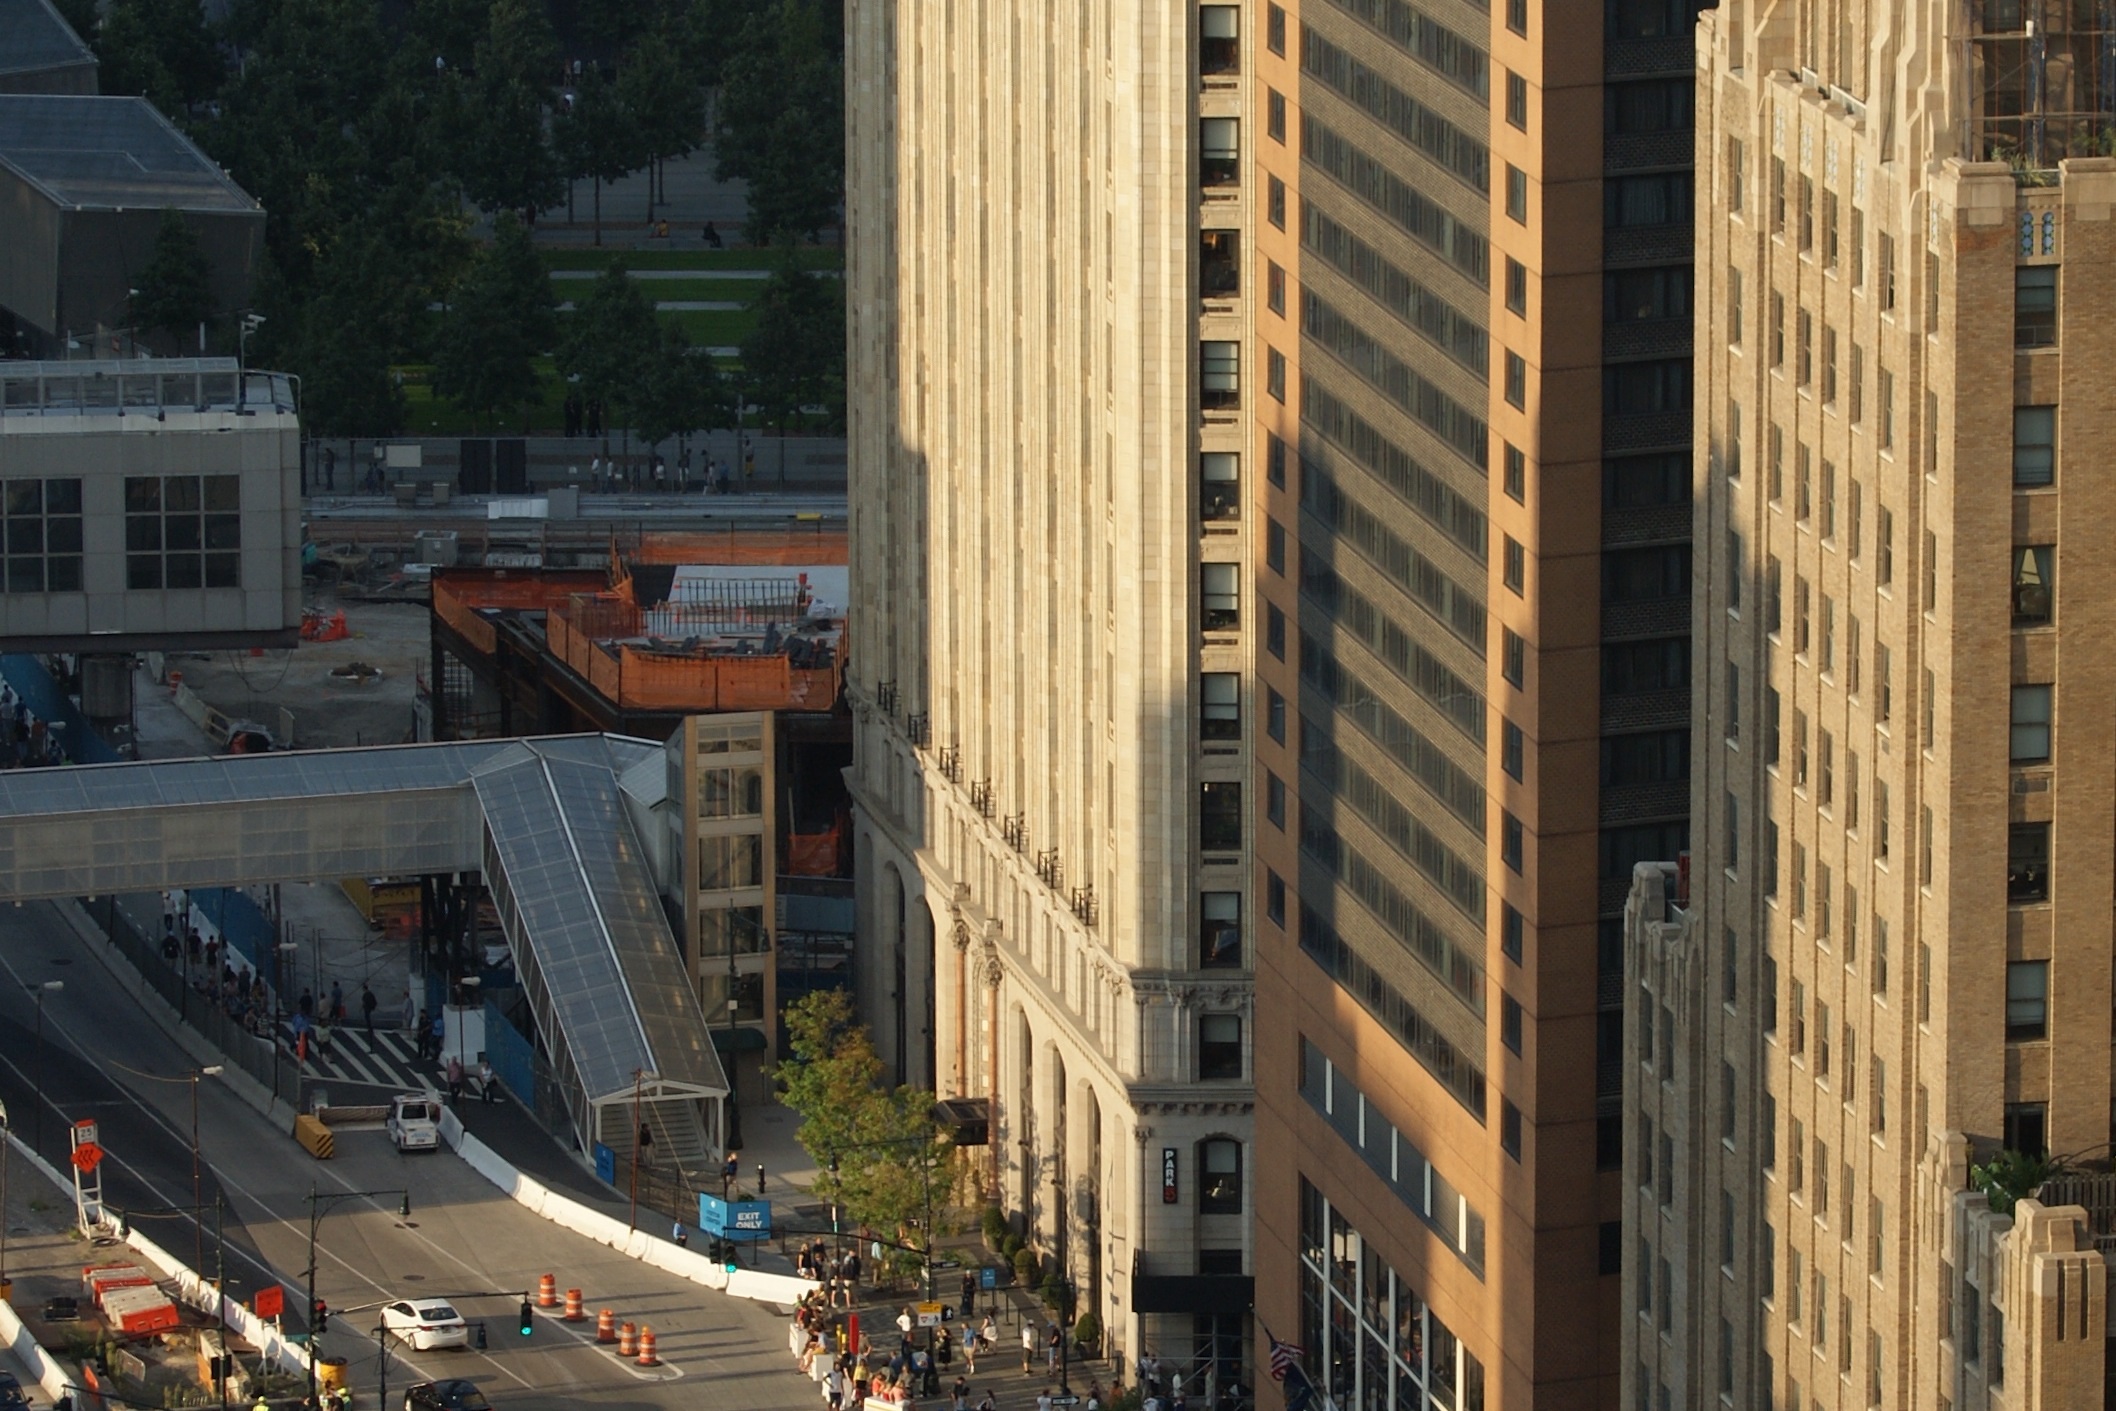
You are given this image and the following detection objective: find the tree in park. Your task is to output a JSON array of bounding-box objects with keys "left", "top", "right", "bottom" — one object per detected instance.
[
  {"left": 94, "top": 0, "right": 222, "bottom": 114},
  {"left": 432, "top": 214, "right": 556, "bottom": 430},
  {"left": 777, "top": 990, "right": 948, "bottom": 1276},
  {"left": 556, "top": 265, "right": 658, "bottom": 439},
  {"left": 631, "top": 324, "right": 733, "bottom": 458},
  {"left": 554, "top": 64, "right": 646, "bottom": 246},
  {"left": 739, "top": 247, "right": 845, "bottom": 442},
  {"left": 616, "top": 32, "right": 706, "bottom": 220},
  {"left": 716, "top": 0, "right": 842, "bottom": 243},
  {"left": 291, "top": 236, "right": 409, "bottom": 439},
  {"left": 127, "top": 209, "right": 216, "bottom": 349}
]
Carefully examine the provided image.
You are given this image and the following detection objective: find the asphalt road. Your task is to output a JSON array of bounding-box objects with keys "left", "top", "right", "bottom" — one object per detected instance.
[{"left": 0, "top": 900, "right": 820, "bottom": 1411}]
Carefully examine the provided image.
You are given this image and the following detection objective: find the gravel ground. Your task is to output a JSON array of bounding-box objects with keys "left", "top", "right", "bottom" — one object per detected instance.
[{"left": 159, "top": 601, "right": 428, "bottom": 751}]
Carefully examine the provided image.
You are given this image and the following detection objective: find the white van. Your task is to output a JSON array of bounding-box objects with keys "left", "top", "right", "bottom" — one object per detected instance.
[{"left": 388, "top": 1094, "right": 441, "bottom": 1153}]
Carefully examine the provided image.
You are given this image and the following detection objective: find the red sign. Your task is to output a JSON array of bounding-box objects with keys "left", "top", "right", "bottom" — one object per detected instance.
[
  {"left": 253, "top": 1286, "right": 284, "bottom": 1319},
  {"left": 70, "top": 1142, "right": 103, "bottom": 1173}
]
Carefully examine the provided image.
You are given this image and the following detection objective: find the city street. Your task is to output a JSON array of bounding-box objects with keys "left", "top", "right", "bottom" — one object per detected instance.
[{"left": 0, "top": 897, "right": 821, "bottom": 1411}]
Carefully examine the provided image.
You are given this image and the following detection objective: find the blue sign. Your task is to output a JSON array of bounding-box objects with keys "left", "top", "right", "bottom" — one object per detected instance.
[
  {"left": 593, "top": 1143, "right": 616, "bottom": 1185},
  {"left": 698, "top": 1192, "right": 771, "bottom": 1241},
  {"left": 979, "top": 1266, "right": 998, "bottom": 1290}
]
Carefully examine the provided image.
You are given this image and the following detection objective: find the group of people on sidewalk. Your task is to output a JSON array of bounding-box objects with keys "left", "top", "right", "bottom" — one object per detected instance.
[{"left": 584, "top": 443, "right": 755, "bottom": 495}]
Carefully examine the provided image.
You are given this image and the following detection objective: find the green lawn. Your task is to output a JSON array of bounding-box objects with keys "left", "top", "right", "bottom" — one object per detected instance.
[
  {"left": 551, "top": 278, "right": 766, "bottom": 303},
  {"left": 667, "top": 308, "right": 759, "bottom": 347},
  {"left": 541, "top": 247, "right": 841, "bottom": 273}
]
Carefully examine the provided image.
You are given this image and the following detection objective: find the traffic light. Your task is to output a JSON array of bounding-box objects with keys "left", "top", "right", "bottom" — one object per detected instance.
[
  {"left": 519, "top": 1299, "right": 534, "bottom": 1336},
  {"left": 312, "top": 1298, "right": 329, "bottom": 1333}
]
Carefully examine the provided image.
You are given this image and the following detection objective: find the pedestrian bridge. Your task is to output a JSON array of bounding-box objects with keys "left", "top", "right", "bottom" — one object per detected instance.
[{"left": 0, "top": 735, "right": 725, "bottom": 1173}]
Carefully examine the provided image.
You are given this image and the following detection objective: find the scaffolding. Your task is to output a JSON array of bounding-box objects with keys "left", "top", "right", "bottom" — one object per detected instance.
[{"left": 1966, "top": 0, "right": 2116, "bottom": 167}]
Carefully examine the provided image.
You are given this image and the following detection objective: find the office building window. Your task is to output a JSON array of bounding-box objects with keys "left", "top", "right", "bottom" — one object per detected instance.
[
  {"left": 1268, "top": 174, "right": 1286, "bottom": 228},
  {"left": 1201, "top": 342, "right": 1240, "bottom": 407},
  {"left": 1266, "top": 602, "right": 1285, "bottom": 659},
  {"left": 1266, "top": 518, "right": 1286, "bottom": 576},
  {"left": 1728, "top": 137, "right": 1743, "bottom": 212},
  {"left": 1267, "top": 2, "right": 1286, "bottom": 54},
  {"left": 2017, "top": 265, "right": 2057, "bottom": 346},
  {"left": 1504, "top": 442, "right": 1526, "bottom": 501},
  {"left": 1198, "top": 1014, "right": 1244, "bottom": 1078},
  {"left": 2005, "top": 961, "right": 2048, "bottom": 1041},
  {"left": 1501, "top": 1100, "right": 1522, "bottom": 1160},
  {"left": 1201, "top": 673, "right": 1241, "bottom": 739},
  {"left": 1502, "top": 812, "right": 1524, "bottom": 872},
  {"left": 1200, "top": 781, "right": 1242, "bottom": 851},
  {"left": 1200, "top": 451, "right": 1239, "bottom": 521},
  {"left": 125, "top": 474, "right": 242, "bottom": 591},
  {"left": 1201, "top": 562, "right": 1241, "bottom": 629},
  {"left": 1267, "top": 260, "right": 1286, "bottom": 315},
  {"left": 1502, "top": 627, "right": 1525, "bottom": 687},
  {"left": 1200, "top": 6, "right": 1240, "bottom": 72},
  {"left": 2009, "top": 825, "right": 2050, "bottom": 903},
  {"left": 2013, "top": 545, "right": 2054, "bottom": 625},
  {"left": 2011, "top": 685, "right": 2052, "bottom": 762},
  {"left": 1266, "top": 688, "right": 1286, "bottom": 742},
  {"left": 1199, "top": 1138, "right": 1243, "bottom": 1211},
  {"left": 1502, "top": 719, "right": 1523, "bottom": 781},
  {"left": 1267, "top": 88, "right": 1286, "bottom": 142},
  {"left": 1500, "top": 993, "right": 1522, "bottom": 1054},
  {"left": 2, "top": 478, "right": 85, "bottom": 593},
  {"left": 1267, "top": 348, "right": 1287, "bottom": 402},
  {"left": 1200, "top": 118, "right": 1239, "bottom": 186},
  {"left": 1508, "top": 0, "right": 1526, "bottom": 32},
  {"left": 1505, "top": 351, "right": 1527, "bottom": 408},
  {"left": 2014, "top": 406, "right": 2056, "bottom": 486},
  {"left": 1201, "top": 892, "right": 1243, "bottom": 968},
  {"left": 1266, "top": 771, "right": 1286, "bottom": 828},
  {"left": 1506, "top": 257, "right": 1527, "bottom": 316},
  {"left": 1266, "top": 870, "right": 1286, "bottom": 927},
  {"left": 1506, "top": 164, "right": 1528, "bottom": 223},
  {"left": 1503, "top": 535, "right": 1525, "bottom": 594},
  {"left": 1501, "top": 904, "right": 1524, "bottom": 964}
]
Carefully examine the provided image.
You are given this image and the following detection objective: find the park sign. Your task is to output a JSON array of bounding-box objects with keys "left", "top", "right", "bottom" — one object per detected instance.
[{"left": 699, "top": 1192, "right": 771, "bottom": 1241}]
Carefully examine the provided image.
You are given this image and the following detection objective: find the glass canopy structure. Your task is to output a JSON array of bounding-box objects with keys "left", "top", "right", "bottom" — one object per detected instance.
[{"left": 0, "top": 735, "right": 726, "bottom": 1168}]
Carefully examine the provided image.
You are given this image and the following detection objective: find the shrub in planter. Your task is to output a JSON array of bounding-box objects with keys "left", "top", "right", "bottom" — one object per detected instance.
[
  {"left": 982, "top": 1205, "right": 1009, "bottom": 1250},
  {"left": 1003, "top": 1232, "right": 1026, "bottom": 1259},
  {"left": 1011, "top": 1246, "right": 1041, "bottom": 1290},
  {"left": 1073, "top": 1311, "right": 1102, "bottom": 1353}
]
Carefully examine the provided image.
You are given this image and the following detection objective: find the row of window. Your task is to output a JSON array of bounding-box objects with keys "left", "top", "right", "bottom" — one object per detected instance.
[{"left": 1, "top": 477, "right": 83, "bottom": 594}]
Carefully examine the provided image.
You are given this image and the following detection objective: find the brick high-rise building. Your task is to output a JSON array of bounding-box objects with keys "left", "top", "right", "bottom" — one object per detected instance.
[
  {"left": 1633, "top": 2, "right": 2116, "bottom": 1407},
  {"left": 847, "top": 0, "right": 1703, "bottom": 1393}
]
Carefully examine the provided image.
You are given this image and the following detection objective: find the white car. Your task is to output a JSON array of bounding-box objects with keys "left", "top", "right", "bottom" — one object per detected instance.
[
  {"left": 382, "top": 1298, "right": 470, "bottom": 1351},
  {"left": 388, "top": 1094, "right": 441, "bottom": 1153}
]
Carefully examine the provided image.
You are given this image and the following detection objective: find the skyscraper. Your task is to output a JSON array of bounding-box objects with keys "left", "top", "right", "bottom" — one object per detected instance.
[
  {"left": 1635, "top": 2, "right": 2116, "bottom": 1406},
  {"left": 847, "top": 0, "right": 1704, "bottom": 1390}
]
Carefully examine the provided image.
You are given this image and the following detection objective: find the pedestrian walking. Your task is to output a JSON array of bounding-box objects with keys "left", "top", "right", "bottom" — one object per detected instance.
[
  {"left": 430, "top": 1010, "right": 446, "bottom": 1062},
  {"left": 478, "top": 1058, "right": 497, "bottom": 1102},
  {"left": 961, "top": 1320, "right": 977, "bottom": 1375},
  {"left": 1021, "top": 1322, "right": 1036, "bottom": 1374},
  {"left": 322, "top": 445, "right": 336, "bottom": 490},
  {"left": 1047, "top": 1321, "right": 1061, "bottom": 1374},
  {"left": 673, "top": 1219, "right": 689, "bottom": 1247},
  {"left": 329, "top": 981, "right": 344, "bottom": 1022},
  {"left": 297, "top": 987, "right": 313, "bottom": 1019},
  {"left": 415, "top": 1007, "right": 432, "bottom": 1061},
  {"left": 446, "top": 1054, "right": 465, "bottom": 1106},
  {"left": 360, "top": 984, "right": 377, "bottom": 1032},
  {"left": 951, "top": 1377, "right": 968, "bottom": 1411},
  {"left": 1037, "top": 1388, "right": 1054, "bottom": 1411},
  {"left": 401, "top": 987, "right": 416, "bottom": 1032},
  {"left": 702, "top": 220, "right": 723, "bottom": 248},
  {"left": 827, "top": 1366, "right": 844, "bottom": 1411}
]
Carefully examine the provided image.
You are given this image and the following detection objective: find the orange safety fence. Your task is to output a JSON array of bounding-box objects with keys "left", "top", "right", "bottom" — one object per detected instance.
[
  {"left": 434, "top": 569, "right": 610, "bottom": 656},
  {"left": 619, "top": 529, "right": 846, "bottom": 567},
  {"left": 785, "top": 819, "right": 846, "bottom": 876},
  {"left": 547, "top": 595, "right": 842, "bottom": 713}
]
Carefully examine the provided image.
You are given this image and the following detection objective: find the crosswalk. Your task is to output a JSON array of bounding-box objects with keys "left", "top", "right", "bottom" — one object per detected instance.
[{"left": 280, "top": 1023, "right": 433, "bottom": 1093}]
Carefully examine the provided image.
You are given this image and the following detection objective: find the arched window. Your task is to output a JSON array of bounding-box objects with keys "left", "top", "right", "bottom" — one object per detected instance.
[{"left": 1199, "top": 1138, "right": 1243, "bottom": 1214}]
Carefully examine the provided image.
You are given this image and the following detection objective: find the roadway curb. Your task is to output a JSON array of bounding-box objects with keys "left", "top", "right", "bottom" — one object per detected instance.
[{"left": 436, "top": 1107, "right": 812, "bottom": 1310}]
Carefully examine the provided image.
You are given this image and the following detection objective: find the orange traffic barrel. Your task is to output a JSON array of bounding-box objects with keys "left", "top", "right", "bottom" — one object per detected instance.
[
  {"left": 617, "top": 1322, "right": 638, "bottom": 1358},
  {"left": 596, "top": 1308, "right": 616, "bottom": 1343},
  {"left": 636, "top": 1325, "right": 659, "bottom": 1367},
  {"left": 564, "top": 1288, "right": 584, "bottom": 1321},
  {"left": 537, "top": 1273, "right": 557, "bottom": 1308}
]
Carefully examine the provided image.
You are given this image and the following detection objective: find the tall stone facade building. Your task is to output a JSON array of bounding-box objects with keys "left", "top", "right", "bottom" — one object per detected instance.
[
  {"left": 1631, "top": 2, "right": 2116, "bottom": 1407},
  {"left": 845, "top": 0, "right": 1261, "bottom": 1368},
  {"left": 847, "top": 0, "right": 1703, "bottom": 1390}
]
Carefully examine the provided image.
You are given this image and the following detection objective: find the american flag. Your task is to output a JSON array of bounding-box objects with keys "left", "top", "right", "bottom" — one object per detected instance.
[{"left": 1268, "top": 1336, "right": 1304, "bottom": 1383}]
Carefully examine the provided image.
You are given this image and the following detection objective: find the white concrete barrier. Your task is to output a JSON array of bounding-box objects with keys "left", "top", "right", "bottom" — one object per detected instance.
[
  {"left": 438, "top": 1109, "right": 821, "bottom": 1305},
  {"left": 114, "top": 1223, "right": 311, "bottom": 1382}
]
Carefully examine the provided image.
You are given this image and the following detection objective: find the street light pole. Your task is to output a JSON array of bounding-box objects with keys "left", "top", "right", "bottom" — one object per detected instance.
[
  {"left": 1051, "top": 1169, "right": 1071, "bottom": 1395},
  {"left": 1, "top": 1101, "right": 10, "bottom": 1297},
  {"left": 28, "top": 982, "right": 62, "bottom": 1158},
  {"left": 189, "top": 1065, "right": 224, "bottom": 1273},
  {"left": 305, "top": 1184, "right": 410, "bottom": 1409}
]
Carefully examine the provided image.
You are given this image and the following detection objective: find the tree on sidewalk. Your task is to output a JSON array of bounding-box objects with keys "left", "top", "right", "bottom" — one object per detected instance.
[
  {"left": 777, "top": 990, "right": 948, "bottom": 1279},
  {"left": 739, "top": 244, "right": 845, "bottom": 443},
  {"left": 432, "top": 214, "right": 556, "bottom": 430},
  {"left": 616, "top": 31, "right": 705, "bottom": 219},
  {"left": 127, "top": 209, "right": 216, "bottom": 349},
  {"left": 554, "top": 64, "right": 646, "bottom": 246},
  {"left": 631, "top": 324, "right": 733, "bottom": 459}
]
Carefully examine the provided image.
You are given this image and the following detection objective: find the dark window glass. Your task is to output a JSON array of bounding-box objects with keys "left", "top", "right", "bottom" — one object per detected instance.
[
  {"left": 1601, "top": 638, "right": 1689, "bottom": 695},
  {"left": 1201, "top": 892, "right": 1243, "bottom": 967},
  {"left": 1199, "top": 1139, "right": 1243, "bottom": 1211},
  {"left": 2008, "top": 824, "right": 2049, "bottom": 903},
  {"left": 1601, "top": 730, "right": 1691, "bottom": 786},
  {"left": 1604, "top": 454, "right": 1691, "bottom": 508},
  {"left": 1201, "top": 782, "right": 1243, "bottom": 851},
  {"left": 2013, "top": 545, "right": 2053, "bottom": 625},
  {"left": 1604, "top": 267, "right": 1693, "bottom": 323},
  {"left": 2016, "top": 266, "right": 2057, "bottom": 347},
  {"left": 1601, "top": 546, "right": 1692, "bottom": 601},
  {"left": 1604, "top": 174, "right": 1693, "bottom": 227},
  {"left": 1198, "top": 1015, "right": 1244, "bottom": 1079}
]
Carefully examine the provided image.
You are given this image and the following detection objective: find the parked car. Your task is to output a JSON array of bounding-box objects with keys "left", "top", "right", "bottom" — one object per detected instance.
[
  {"left": 388, "top": 1093, "right": 441, "bottom": 1153},
  {"left": 0, "top": 1371, "right": 30, "bottom": 1409},
  {"left": 383, "top": 1298, "right": 470, "bottom": 1350},
  {"left": 404, "top": 1380, "right": 490, "bottom": 1411}
]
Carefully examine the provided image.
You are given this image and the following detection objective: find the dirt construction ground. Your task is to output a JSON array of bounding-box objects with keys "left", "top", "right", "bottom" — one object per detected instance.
[{"left": 162, "top": 601, "right": 428, "bottom": 750}]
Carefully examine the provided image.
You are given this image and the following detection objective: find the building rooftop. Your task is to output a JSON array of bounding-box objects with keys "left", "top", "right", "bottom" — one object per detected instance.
[
  {"left": 433, "top": 533, "right": 849, "bottom": 717},
  {"left": 0, "top": 0, "right": 95, "bottom": 83},
  {"left": 0, "top": 358, "right": 296, "bottom": 417},
  {"left": 0, "top": 95, "right": 259, "bottom": 212}
]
